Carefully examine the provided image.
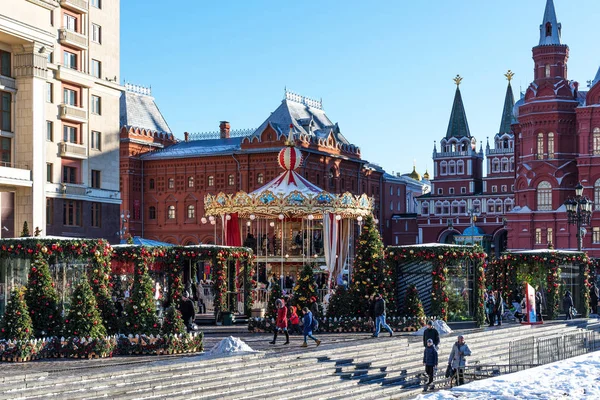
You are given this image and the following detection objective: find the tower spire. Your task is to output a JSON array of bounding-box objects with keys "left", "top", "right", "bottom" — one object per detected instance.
[
  {"left": 445, "top": 75, "right": 471, "bottom": 139},
  {"left": 539, "top": 0, "right": 561, "bottom": 46},
  {"left": 499, "top": 70, "right": 516, "bottom": 134}
]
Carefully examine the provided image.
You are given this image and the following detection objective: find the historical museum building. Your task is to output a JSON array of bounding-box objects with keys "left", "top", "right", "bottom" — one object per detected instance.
[
  {"left": 120, "top": 88, "right": 429, "bottom": 246},
  {"left": 0, "top": 0, "right": 122, "bottom": 241}
]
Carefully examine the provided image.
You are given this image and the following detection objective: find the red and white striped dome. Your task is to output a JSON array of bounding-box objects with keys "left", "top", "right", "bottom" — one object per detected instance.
[{"left": 278, "top": 146, "right": 303, "bottom": 171}]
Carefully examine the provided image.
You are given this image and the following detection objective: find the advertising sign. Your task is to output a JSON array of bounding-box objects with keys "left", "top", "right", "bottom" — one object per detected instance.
[{"left": 523, "top": 283, "right": 537, "bottom": 324}]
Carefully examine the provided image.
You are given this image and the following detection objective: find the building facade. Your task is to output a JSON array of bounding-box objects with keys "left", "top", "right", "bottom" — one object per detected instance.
[{"left": 0, "top": 0, "right": 122, "bottom": 240}]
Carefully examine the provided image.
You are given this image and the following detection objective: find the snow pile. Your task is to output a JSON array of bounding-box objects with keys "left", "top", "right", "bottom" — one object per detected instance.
[
  {"left": 208, "top": 336, "right": 255, "bottom": 355},
  {"left": 417, "top": 351, "right": 600, "bottom": 399},
  {"left": 413, "top": 320, "right": 453, "bottom": 336}
]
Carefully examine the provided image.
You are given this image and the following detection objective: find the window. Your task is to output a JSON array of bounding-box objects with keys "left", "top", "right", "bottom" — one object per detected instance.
[
  {"left": 548, "top": 132, "right": 554, "bottom": 159},
  {"left": 167, "top": 205, "right": 175, "bottom": 219},
  {"left": 91, "top": 0, "right": 101, "bottom": 8},
  {"left": 91, "top": 24, "right": 102, "bottom": 44},
  {"left": 397, "top": 201, "right": 401, "bottom": 211},
  {"left": 168, "top": 178, "right": 175, "bottom": 189},
  {"left": 47, "top": 51, "right": 53, "bottom": 63},
  {"left": 63, "top": 125, "right": 78, "bottom": 143},
  {"left": 208, "top": 175, "right": 214, "bottom": 186},
  {"left": 63, "top": 14, "right": 77, "bottom": 31},
  {"left": 62, "top": 165, "right": 77, "bottom": 183},
  {"left": 63, "top": 88, "right": 77, "bottom": 106},
  {"left": 501, "top": 158, "right": 509, "bottom": 172},
  {"left": 422, "top": 203, "right": 429, "bottom": 215},
  {"left": 449, "top": 188, "right": 454, "bottom": 194},
  {"left": 46, "top": 121, "right": 53, "bottom": 141},
  {"left": 535, "top": 228, "right": 542, "bottom": 244},
  {"left": 46, "top": 163, "right": 53, "bottom": 183},
  {"left": 91, "top": 170, "right": 101, "bottom": 188},
  {"left": 448, "top": 161, "right": 456, "bottom": 175},
  {"left": 91, "top": 131, "right": 101, "bottom": 150},
  {"left": 46, "top": 198, "right": 53, "bottom": 225},
  {"left": 492, "top": 159, "right": 500, "bottom": 173},
  {"left": 594, "top": 128, "right": 600, "bottom": 155},
  {"left": 148, "top": 206, "right": 156, "bottom": 220},
  {"left": 46, "top": 82, "right": 53, "bottom": 103},
  {"left": 461, "top": 187, "right": 466, "bottom": 194},
  {"left": 442, "top": 202, "right": 450, "bottom": 214},
  {"left": 594, "top": 227, "right": 600, "bottom": 244},
  {"left": 545, "top": 64, "right": 551, "bottom": 78},
  {"left": 228, "top": 174, "right": 235, "bottom": 186},
  {"left": 0, "top": 51, "right": 10, "bottom": 77},
  {"left": 457, "top": 161, "right": 464, "bottom": 174},
  {"left": 187, "top": 205, "right": 195, "bottom": 219},
  {"left": 149, "top": 178, "right": 155, "bottom": 190},
  {"left": 188, "top": 176, "right": 194, "bottom": 188},
  {"left": 547, "top": 228, "right": 553, "bottom": 245},
  {"left": 91, "top": 203, "right": 101, "bottom": 227},
  {"left": 537, "top": 133, "right": 544, "bottom": 159},
  {"left": 492, "top": 186, "right": 497, "bottom": 193},
  {"left": 537, "top": 181, "right": 552, "bottom": 211},
  {"left": 63, "top": 51, "right": 77, "bottom": 69},
  {"left": 1, "top": 92, "right": 11, "bottom": 131},
  {"left": 91, "top": 95, "right": 101, "bottom": 115},
  {"left": 0, "top": 137, "right": 10, "bottom": 165},
  {"left": 63, "top": 200, "right": 82, "bottom": 226},
  {"left": 440, "top": 161, "right": 447, "bottom": 175},
  {"left": 501, "top": 185, "right": 507, "bottom": 193},
  {"left": 390, "top": 201, "right": 393, "bottom": 211},
  {"left": 91, "top": 59, "right": 101, "bottom": 78},
  {"left": 257, "top": 173, "right": 264, "bottom": 184}
]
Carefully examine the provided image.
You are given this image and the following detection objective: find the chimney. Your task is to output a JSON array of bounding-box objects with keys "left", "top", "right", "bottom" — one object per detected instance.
[
  {"left": 219, "top": 121, "right": 230, "bottom": 139},
  {"left": 184, "top": 132, "right": 189, "bottom": 142}
]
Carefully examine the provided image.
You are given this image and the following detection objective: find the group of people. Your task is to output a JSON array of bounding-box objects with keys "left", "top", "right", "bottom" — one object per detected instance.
[
  {"left": 484, "top": 290, "right": 506, "bottom": 327},
  {"left": 421, "top": 321, "right": 472, "bottom": 392},
  {"left": 269, "top": 296, "right": 321, "bottom": 347}
]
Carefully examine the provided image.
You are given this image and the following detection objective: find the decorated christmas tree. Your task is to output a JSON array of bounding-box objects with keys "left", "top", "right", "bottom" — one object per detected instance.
[
  {"left": 21, "top": 221, "right": 30, "bottom": 237},
  {"left": 124, "top": 258, "right": 159, "bottom": 334},
  {"left": 1, "top": 287, "right": 34, "bottom": 341},
  {"left": 64, "top": 278, "right": 106, "bottom": 338},
  {"left": 293, "top": 265, "right": 318, "bottom": 312},
  {"left": 265, "top": 280, "right": 283, "bottom": 320},
  {"left": 326, "top": 286, "right": 352, "bottom": 318},
  {"left": 25, "top": 253, "right": 62, "bottom": 337},
  {"left": 403, "top": 284, "right": 425, "bottom": 319},
  {"left": 350, "top": 215, "right": 396, "bottom": 317},
  {"left": 89, "top": 253, "right": 119, "bottom": 334},
  {"left": 161, "top": 306, "right": 187, "bottom": 335}
]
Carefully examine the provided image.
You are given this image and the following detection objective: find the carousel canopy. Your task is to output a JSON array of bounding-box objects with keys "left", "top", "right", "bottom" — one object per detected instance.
[{"left": 204, "top": 126, "right": 373, "bottom": 218}]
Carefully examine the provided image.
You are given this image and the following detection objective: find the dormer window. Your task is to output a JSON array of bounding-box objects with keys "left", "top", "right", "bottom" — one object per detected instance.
[{"left": 545, "top": 22, "right": 552, "bottom": 37}]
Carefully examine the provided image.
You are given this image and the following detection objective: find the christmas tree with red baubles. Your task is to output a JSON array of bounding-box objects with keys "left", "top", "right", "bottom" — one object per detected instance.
[
  {"left": 404, "top": 284, "right": 425, "bottom": 319},
  {"left": 1, "top": 287, "right": 34, "bottom": 341},
  {"left": 25, "top": 253, "right": 62, "bottom": 337},
  {"left": 64, "top": 278, "right": 106, "bottom": 338}
]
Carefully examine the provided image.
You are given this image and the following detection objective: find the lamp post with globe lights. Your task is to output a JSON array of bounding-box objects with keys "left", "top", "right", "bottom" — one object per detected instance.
[
  {"left": 564, "top": 183, "right": 593, "bottom": 251},
  {"left": 118, "top": 210, "right": 131, "bottom": 243}
]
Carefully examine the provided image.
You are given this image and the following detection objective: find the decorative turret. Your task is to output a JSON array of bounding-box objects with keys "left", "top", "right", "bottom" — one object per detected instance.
[
  {"left": 278, "top": 124, "right": 303, "bottom": 171},
  {"left": 499, "top": 71, "right": 516, "bottom": 134},
  {"left": 539, "top": 0, "right": 561, "bottom": 46},
  {"left": 445, "top": 75, "right": 471, "bottom": 139},
  {"left": 423, "top": 169, "right": 430, "bottom": 181}
]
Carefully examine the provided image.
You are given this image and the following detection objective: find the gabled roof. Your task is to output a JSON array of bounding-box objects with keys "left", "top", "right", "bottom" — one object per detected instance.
[
  {"left": 141, "top": 137, "right": 244, "bottom": 160},
  {"left": 445, "top": 87, "right": 471, "bottom": 139},
  {"left": 499, "top": 82, "right": 516, "bottom": 134},
  {"left": 538, "top": 0, "right": 562, "bottom": 46},
  {"left": 120, "top": 87, "right": 172, "bottom": 134}
]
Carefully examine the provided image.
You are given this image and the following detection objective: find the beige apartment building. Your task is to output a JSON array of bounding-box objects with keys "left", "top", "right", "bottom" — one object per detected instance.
[{"left": 0, "top": 0, "right": 121, "bottom": 240}]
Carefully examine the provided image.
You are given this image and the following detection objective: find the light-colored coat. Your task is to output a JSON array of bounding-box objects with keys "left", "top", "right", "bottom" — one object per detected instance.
[{"left": 448, "top": 341, "right": 471, "bottom": 369}]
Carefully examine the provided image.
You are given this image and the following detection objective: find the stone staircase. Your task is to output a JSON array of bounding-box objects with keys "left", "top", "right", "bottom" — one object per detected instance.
[{"left": 1, "top": 319, "right": 598, "bottom": 400}]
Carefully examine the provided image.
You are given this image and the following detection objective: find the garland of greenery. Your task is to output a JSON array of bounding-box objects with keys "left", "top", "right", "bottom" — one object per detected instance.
[
  {"left": 123, "top": 247, "right": 159, "bottom": 334},
  {"left": 473, "top": 261, "right": 486, "bottom": 327},
  {"left": 89, "top": 244, "right": 119, "bottom": 334},
  {"left": 580, "top": 262, "right": 591, "bottom": 318}
]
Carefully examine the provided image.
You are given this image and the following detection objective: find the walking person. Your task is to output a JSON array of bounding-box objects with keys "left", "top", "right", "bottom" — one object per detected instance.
[
  {"left": 486, "top": 292, "right": 496, "bottom": 327},
  {"left": 423, "top": 320, "right": 440, "bottom": 349},
  {"left": 309, "top": 296, "right": 320, "bottom": 332},
  {"left": 494, "top": 291, "right": 504, "bottom": 326},
  {"left": 372, "top": 293, "right": 393, "bottom": 338},
  {"left": 535, "top": 290, "right": 544, "bottom": 322},
  {"left": 300, "top": 307, "right": 321, "bottom": 347},
  {"left": 269, "top": 298, "right": 290, "bottom": 345},
  {"left": 179, "top": 291, "right": 196, "bottom": 331},
  {"left": 591, "top": 282, "right": 599, "bottom": 315},
  {"left": 289, "top": 305, "right": 300, "bottom": 334},
  {"left": 563, "top": 290, "right": 574, "bottom": 320},
  {"left": 423, "top": 338, "right": 439, "bottom": 392},
  {"left": 448, "top": 335, "right": 471, "bottom": 386}
]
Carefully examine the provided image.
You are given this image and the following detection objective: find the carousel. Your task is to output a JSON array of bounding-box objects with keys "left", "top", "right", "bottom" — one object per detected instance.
[{"left": 204, "top": 126, "right": 373, "bottom": 303}]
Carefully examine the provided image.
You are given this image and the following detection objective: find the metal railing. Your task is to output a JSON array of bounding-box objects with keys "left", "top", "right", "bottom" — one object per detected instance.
[{"left": 509, "top": 330, "right": 600, "bottom": 366}]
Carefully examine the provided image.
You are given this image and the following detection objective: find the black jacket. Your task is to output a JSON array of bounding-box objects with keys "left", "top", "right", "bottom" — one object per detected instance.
[
  {"left": 562, "top": 294, "right": 574, "bottom": 311},
  {"left": 179, "top": 298, "right": 195, "bottom": 326},
  {"left": 423, "top": 327, "right": 440, "bottom": 347},
  {"left": 373, "top": 298, "right": 386, "bottom": 317}
]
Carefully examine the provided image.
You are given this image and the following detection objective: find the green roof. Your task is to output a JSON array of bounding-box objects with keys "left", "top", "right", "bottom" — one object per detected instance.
[
  {"left": 498, "top": 82, "right": 515, "bottom": 134},
  {"left": 445, "top": 87, "right": 471, "bottom": 139}
]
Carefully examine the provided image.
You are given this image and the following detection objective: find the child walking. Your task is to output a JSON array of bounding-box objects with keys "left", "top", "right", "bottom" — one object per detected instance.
[
  {"left": 423, "top": 338, "right": 438, "bottom": 391},
  {"left": 301, "top": 307, "right": 321, "bottom": 347},
  {"left": 269, "top": 298, "right": 289, "bottom": 345},
  {"left": 289, "top": 305, "right": 300, "bottom": 334}
]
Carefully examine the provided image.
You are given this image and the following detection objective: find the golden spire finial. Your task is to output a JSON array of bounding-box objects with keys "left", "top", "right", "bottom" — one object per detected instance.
[
  {"left": 284, "top": 123, "right": 295, "bottom": 146},
  {"left": 453, "top": 74, "right": 463, "bottom": 87},
  {"left": 505, "top": 70, "right": 515, "bottom": 82}
]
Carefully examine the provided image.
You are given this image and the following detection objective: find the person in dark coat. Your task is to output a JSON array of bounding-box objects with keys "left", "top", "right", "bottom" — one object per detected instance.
[
  {"left": 422, "top": 338, "right": 439, "bottom": 391},
  {"left": 179, "top": 291, "right": 196, "bottom": 331},
  {"left": 494, "top": 291, "right": 504, "bottom": 326},
  {"left": 486, "top": 293, "right": 496, "bottom": 327},
  {"left": 301, "top": 307, "right": 321, "bottom": 347},
  {"left": 591, "top": 282, "right": 599, "bottom": 315},
  {"left": 535, "top": 290, "right": 544, "bottom": 322},
  {"left": 423, "top": 320, "right": 440, "bottom": 349},
  {"left": 563, "top": 290, "right": 574, "bottom": 320},
  {"left": 309, "top": 296, "right": 320, "bottom": 332},
  {"left": 372, "top": 293, "right": 393, "bottom": 338}
]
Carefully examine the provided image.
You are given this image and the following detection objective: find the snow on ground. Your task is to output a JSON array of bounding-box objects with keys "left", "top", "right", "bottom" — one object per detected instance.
[
  {"left": 414, "top": 320, "right": 453, "bottom": 336},
  {"left": 208, "top": 336, "right": 255, "bottom": 355},
  {"left": 417, "top": 351, "right": 600, "bottom": 400}
]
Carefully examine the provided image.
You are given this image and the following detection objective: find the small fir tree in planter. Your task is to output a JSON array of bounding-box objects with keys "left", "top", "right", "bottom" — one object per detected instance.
[
  {"left": 161, "top": 306, "right": 187, "bottom": 335},
  {"left": 20, "top": 221, "right": 30, "bottom": 237},
  {"left": 403, "top": 284, "right": 426, "bottom": 320},
  {"left": 1, "top": 287, "right": 34, "bottom": 341},
  {"left": 124, "top": 258, "right": 159, "bottom": 334},
  {"left": 25, "top": 253, "right": 62, "bottom": 337},
  {"left": 64, "top": 278, "right": 106, "bottom": 338},
  {"left": 293, "top": 265, "right": 318, "bottom": 312},
  {"left": 265, "top": 281, "right": 283, "bottom": 320},
  {"left": 326, "top": 286, "right": 352, "bottom": 318}
]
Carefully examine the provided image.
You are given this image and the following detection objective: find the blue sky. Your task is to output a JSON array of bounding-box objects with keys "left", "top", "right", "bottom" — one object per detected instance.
[{"left": 121, "top": 0, "right": 600, "bottom": 176}]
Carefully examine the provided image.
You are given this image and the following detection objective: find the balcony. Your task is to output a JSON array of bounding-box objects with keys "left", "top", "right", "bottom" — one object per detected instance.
[
  {"left": 487, "top": 147, "right": 514, "bottom": 155},
  {"left": 58, "top": 29, "right": 88, "bottom": 51},
  {"left": 0, "top": 162, "right": 32, "bottom": 187},
  {"left": 59, "top": 104, "right": 88, "bottom": 123},
  {"left": 59, "top": 142, "right": 88, "bottom": 160},
  {"left": 86, "top": 187, "right": 122, "bottom": 203},
  {"left": 59, "top": 0, "right": 88, "bottom": 13},
  {"left": 54, "top": 64, "right": 94, "bottom": 88}
]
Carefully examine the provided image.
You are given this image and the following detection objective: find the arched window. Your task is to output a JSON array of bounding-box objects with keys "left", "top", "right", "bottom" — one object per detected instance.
[
  {"left": 548, "top": 132, "right": 554, "bottom": 159},
  {"left": 504, "top": 199, "right": 513, "bottom": 212},
  {"left": 188, "top": 176, "right": 194, "bottom": 188},
  {"left": 492, "top": 159, "right": 500, "bottom": 173},
  {"left": 442, "top": 201, "right": 450, "bottom": 215},
  {"left": 390, "top": 187, "right": 393, "bottom": 196},
  {"left": 228, "top": 174, "right": 235, "bottom": 186},
  {"left": 537, "top": 181, "right": 552, "bottom": 211},
  {"left": 207, "top": 175, "right": 214, "bottom": 186},
  {"left": 495, "top": 199, "right": 503, "bottom": 213},
  {"left": 440, "top": 161, "right": 447, "bottom": 175},
  {"left": 473, "top": 199, "right": 481, "bottom": 212},
  {"left": 187, "top": 205, "right": 195, "bottom": 219},
  {"left": 435, "top": 201, "right": 442, "bottom": 215},
  {"left": 397, "top": 201, "right": 401, "bottom": 211},
  {"left": 390, "top": 201, "right": 393, "bottom": 211},
  {"left": 593, "top": 128, "right": 600, "bottom": 155},
  {"left": 421, "top": 202, "right": 429, "bottom": 216},
  {"left": 448, "top": 161, "right": 456, "bottom": 175},
  {"left": 537, "top": 133, "right": 544, "bottom": 159},
  {"left": 457, "top": 160, "right": 464, "bottom": 174},
  {"left": 397, "top": 187, "right": 401, "bottom": 196},
  {"left": 168, "top": 178, "right": 175, "bottom": 189},
  {"left": 149, "top": 179, "right": 155, "bottom": 190},
  {"left": 545, "top": 64, "right": 551, "bottom": 78},
  {"left": 167, "top": 205, "right": 176, "bottom": 219},
  {"left": 487, "top": 199, "right": 496, "bottom": 214},
  {"left": 509, "top": 157, "right": 515, "bottom": 171},
  {"left": 501, "top": 158, "right": 509, "bottom": 172},
  {"left": 459, "top": 201, "right": 467, "bottom": 215},
  {"left": 148, "top": 206, "right": 156, "bottom": 220},
  {"left": 257, "top": 173, "right": 264, "bottom": 184},
  {"left": 451, "top": 201, "right": 459, "bottom": 215},
  {"left": 594, "top": 179, "right": 600, "bottom": 210}
]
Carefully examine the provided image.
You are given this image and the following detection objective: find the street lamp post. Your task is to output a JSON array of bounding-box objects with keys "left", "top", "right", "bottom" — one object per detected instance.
[
  {"left": 564, "top": 183, "right": 593, "bottom": 251},
  {"left": 118, "top": 210, "right": 131, "bottom": 243}
]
